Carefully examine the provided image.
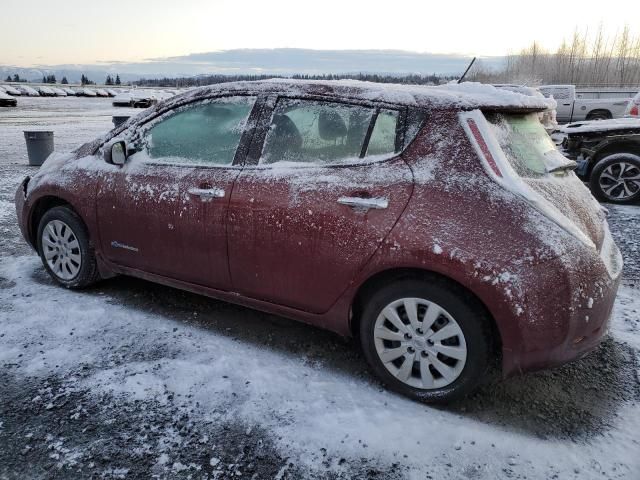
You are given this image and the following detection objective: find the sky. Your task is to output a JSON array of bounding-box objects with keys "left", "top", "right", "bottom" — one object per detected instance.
[{"left": 1, "top": 0, "right": 637, "bottom": 67}]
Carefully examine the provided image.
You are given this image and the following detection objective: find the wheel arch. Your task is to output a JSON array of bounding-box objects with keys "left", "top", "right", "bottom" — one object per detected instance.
[
  {"left": 585, "top": 109, "right": 612, "bottom": 120},
  {"left": 589, "top": 141, "right": 640, "bottom": 177},
  {"left": 28, "top": 196, "right": 78, "bottom": 249},
  {"left": 349, "top": 267, "right": 503, "bottom": 362}
]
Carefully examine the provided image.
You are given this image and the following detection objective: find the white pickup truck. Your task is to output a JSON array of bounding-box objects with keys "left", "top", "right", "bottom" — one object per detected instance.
[{"left": 539, "top": 85, "right": 636, "bottom": 123}]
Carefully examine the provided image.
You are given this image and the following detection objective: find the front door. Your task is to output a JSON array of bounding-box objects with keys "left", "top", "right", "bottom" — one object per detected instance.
[
  {"left": 228, "top": 96, "right": 413, "bottom": 313},
  {"left": 97, "top": 95, "right": 258, "bottom": 288}
]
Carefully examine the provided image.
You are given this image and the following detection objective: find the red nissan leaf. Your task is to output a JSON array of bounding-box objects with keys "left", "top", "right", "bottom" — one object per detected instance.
[{"left": 15, "top": 80, "right": 622, "bottom": 402}]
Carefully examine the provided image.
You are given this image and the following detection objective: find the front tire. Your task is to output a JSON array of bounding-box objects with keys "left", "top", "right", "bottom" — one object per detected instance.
[
  {"left": 37, "top": 206, "right": 100, "bottom": 289},
  {"left": 590, "top": 153, "right": 640, "bottom": 204},
  {"left": 359, "top": 277, "right": 493, "bottom": 403}
]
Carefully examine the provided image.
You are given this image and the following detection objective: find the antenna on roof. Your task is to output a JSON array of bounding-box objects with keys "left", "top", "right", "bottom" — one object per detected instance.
[{"left": 457, "top": 57, "right": 477, "bottom": 84}]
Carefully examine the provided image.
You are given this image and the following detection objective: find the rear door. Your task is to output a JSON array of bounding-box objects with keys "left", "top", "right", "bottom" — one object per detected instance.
[
  {"left": 97, "top": 95, "right": 259, "bottom": 288},
  {"left": 227, "top": 96, "right": 414, "bottom": 313}
]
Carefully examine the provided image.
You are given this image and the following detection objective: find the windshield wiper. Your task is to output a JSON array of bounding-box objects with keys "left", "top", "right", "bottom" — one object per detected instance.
[{"left": 546, "top": 160, "right": 577, "bottom": 173}]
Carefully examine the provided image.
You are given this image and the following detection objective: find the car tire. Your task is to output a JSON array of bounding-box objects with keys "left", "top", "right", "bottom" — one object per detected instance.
[
  {"left": 36, "top": 206, "right": 101, "bottom": 289},
  {"left": 359, "top": 277, "right": 494, "bottom": 403},
  {"left": 586, "top": 111, "right": 611, "bottom": 121},
  {"left": 589, "top": 153, "right": 640, "bottom": 204}
]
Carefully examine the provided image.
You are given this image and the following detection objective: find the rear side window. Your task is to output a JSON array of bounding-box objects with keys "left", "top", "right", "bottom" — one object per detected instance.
[
  {"left": 143, "top": 96, "right": 256, "bottom": 166},
  {"left": 260, "top": 98, "right": 399, "bottom": 165}
]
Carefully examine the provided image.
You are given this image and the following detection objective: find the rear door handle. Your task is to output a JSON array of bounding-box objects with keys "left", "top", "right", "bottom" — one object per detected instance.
[
  {"left": 337, "top": 196, "right": 388, "bottom": 210},
  {"left": 188, "top": 187, "right": 225, "bottom": 199}
]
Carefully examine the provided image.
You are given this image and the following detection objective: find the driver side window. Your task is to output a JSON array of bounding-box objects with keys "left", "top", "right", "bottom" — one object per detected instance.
[{"left": 139, "top": 96, "right": 256, "bottom": 166}]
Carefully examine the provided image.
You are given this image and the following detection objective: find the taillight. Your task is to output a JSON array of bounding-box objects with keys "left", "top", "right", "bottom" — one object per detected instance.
[
  {"left": 631, "top": 104, "right": 639, "bottom": 116},
  {"left": 465, "top": 117, "right": 503, "bottom": 178}
]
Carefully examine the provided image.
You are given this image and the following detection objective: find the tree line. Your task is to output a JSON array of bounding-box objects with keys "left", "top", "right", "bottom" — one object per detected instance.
[
  {"left": 469, "top": 26, "right": 640, "bottom": 87},
  {"left": 4, "top": 73, "right": 122, "bottom": 85},
  {"left": 134, "top": 72, "right": 454, "bottom": 88}
]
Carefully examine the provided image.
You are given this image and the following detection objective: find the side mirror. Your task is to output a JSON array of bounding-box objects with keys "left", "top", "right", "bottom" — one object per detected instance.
[{"left": 104, "top": 140, "right": 127, "bottom": 166}]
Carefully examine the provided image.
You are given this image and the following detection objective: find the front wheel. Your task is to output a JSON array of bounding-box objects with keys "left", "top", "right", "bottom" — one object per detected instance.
[
  {"left": 590, "top": 153, "right": 640, "bottom": 204},
  {"left": 359, "top": 278, "right": 494, "bottom": 403},
  {"left": 37, "top": 206, "right": 100, "bottom": 289}
]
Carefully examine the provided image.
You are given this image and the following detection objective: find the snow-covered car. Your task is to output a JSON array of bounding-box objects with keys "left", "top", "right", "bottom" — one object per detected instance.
[
  {"left": 17, "top": 85, "right": 40, "bottom": 96},
  {"left": 560, "top": 118, "right": 640, "bottom": 203},
  {"left": 624, "top": 91, "right": 640, "bottom": 118},
  {"left": 0, "top": 90, "right": 17, "bottom": 107},
  {"left": 51, "top": 87, "right": 67, "bottom": 97},
  {"left": 112, "top": 93, "right": 133, "bottom": 107},
  {"left": 15, "top": 80, "right": 622, "bottom": 403},
  {"left": 78, "top": 88, "right": 97, "bottom": 97},
  {"left": 1, "top": 85, "right": 22, "bottom": 96},
  {"left": 106, "top": 89, "right": 118, "bottom": 97},
  {"left": 95, "top": 89, "right": 109, "bottom": 97},
  {"left": 62, "top": 87, "right": 78, "bottom": 96},
  {"left": 37, "top": 86, "right": 56, "bottom": 97}
]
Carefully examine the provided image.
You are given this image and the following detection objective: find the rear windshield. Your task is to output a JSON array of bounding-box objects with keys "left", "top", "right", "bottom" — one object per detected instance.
[{"left": 486, "top": 113, "right": 567, "bottom": 178}]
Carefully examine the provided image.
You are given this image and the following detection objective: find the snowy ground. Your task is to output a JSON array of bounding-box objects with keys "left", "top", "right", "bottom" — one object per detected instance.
[{"left": 0, "top": 101, "right": 639, "bottom": 479}]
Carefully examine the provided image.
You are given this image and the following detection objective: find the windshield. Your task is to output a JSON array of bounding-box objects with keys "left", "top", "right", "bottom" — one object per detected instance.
[{"left": 486, "top": 113, "right": 569, "bottom": 178}]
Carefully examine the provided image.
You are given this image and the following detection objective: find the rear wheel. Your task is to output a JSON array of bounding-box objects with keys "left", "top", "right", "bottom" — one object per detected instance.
[
  {"left": 590, "top": 153, "right": 640, "bottom": 204},
  {"left": 37, "top": 206, "right": 100, "bottom": 288},
  {"left": 586, "top": 110, "right": 612, "bottom": 121},
  {"left": 359, "top": 278, "right": 493, "bottom": 403}
]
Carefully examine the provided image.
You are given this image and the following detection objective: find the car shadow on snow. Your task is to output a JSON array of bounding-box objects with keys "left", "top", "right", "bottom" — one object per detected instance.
[{"left": 28, "top": 266, "right": 640, "bottom": 442}]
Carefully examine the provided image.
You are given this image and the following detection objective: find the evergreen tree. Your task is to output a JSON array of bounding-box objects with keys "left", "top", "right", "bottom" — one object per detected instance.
[
  {"left": 42, "top": 75, "right": 47, "bottom": 83},
  {"left": 12, "top": 74, "right": 20, "bottom": 82},
  {"left": 81, "top": 74, "right": 87, "bottom": 85},
  {"left": 105, "top": 75, "right": 113, "bottom": 85},
  {"left": 61, "top": 77, "right": 68, "bottom": 84},
  {"left": 115, "top": 74, "right": 121, "bottom": 85},
  {"left": 5, "top": 75, "right": 11, "bottom": 82}
]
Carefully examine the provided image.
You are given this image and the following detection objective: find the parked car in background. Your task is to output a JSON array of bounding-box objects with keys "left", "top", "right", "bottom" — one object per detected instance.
[
  {"left": 560, "top": 118, "right": 640, "bottom": 203},
  {"left": 106, "top": 89, "right": 118, "bottom": 97},
  {"left": 1, "top": 85, "right": 22, "bottom": 96},
  {"left": 51, "top": 87, "right": 68, "bottom": 96},
  {"left": 0, "top": 90, "right": 17, "bottom": 107},
  {"left": 37, "top": 86, "right": 56, "bottom": 97},
  {"left": 15, "top": 80, "right": 622, "bottom": 403},
  {"left": 112, "top": 93, "right": 133, "bottom": 107},
  {"left": 95, "top": 89, "right": 109, "bottom": 97},
  {"left": 78, "top": 88, "right": 97, "bottom": 97},
  {"left": 539, "top": 85, "right": 636, "bottom": 123},
  {"left": 624, "top": 91, "right": 640, "bottom": 118},
  {"left": 17, "top": 85, "right": 40, "bottom": 96},
  {"left": 62, "top": 87, "right": 78, "bottom": 96}
]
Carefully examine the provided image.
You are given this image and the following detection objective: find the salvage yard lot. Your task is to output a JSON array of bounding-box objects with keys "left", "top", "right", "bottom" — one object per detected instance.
[{"left": 1, "top": 98, "right": 639, "bottom": 479}]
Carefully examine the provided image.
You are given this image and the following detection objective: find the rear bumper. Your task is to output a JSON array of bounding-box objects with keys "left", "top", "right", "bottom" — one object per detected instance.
[{"left": 503, "top": 228, "right": 622, "bottom": 376}]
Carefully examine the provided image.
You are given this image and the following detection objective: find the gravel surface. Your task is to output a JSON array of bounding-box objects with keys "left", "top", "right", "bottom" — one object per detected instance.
[{"left": 1, "top": 101, "right": 639, "bottom": 479}]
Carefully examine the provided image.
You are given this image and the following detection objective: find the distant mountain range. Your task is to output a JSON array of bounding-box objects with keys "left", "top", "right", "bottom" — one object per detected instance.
[{"left": 1, "top": 48, "right": 505, "bottom": 83}]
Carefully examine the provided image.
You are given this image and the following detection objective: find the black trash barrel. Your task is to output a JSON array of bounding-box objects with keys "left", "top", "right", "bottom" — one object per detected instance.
[
  {"left": 24, "top": 131, "right": 54, "bottom": 166},
  {"left": 112, "top": 115, "right": 130, "bottom": 128}
]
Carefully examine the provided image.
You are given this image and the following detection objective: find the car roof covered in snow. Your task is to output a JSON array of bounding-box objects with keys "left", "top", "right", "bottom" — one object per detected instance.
[{"left": 161, "top": 79, "right": 550, "bottom": 112}]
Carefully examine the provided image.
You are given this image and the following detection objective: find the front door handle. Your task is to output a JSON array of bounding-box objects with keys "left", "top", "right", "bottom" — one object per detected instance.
[
  {"left": 188, "top": 187, "right": 225, "bottom": 199},
  {"left": 337, "top": 196, "right": 388, "bottom": 210}
]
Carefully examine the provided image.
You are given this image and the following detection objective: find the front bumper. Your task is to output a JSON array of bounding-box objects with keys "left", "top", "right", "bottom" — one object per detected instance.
[{"left": 15, "top": 176, "right": 32, "bottom": 248}]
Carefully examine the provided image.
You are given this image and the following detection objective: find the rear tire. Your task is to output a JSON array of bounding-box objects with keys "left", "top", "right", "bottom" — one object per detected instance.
[
  {"left": 586, "top": 110, "right": 612, "bottom": 121},
  {"left": 590, "top": 153, "right": 640, "bottom": 204},
  {"left": 37, "top": 206, "right": 101, "bottom": 289},
  {"left": 359, "top": 277, "right": 494, "bottom": 403}
]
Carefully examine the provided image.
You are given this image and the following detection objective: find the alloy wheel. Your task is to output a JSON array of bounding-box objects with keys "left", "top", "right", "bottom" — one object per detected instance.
[
  {"left": 598, "top": 162, "right": 640, "bottom": 201},
  {"left": 373, "top": 298, "right": 467, "bottom": 389},
  {"left": 41, "top": 219, "right": 82, "bottom": 280}
]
